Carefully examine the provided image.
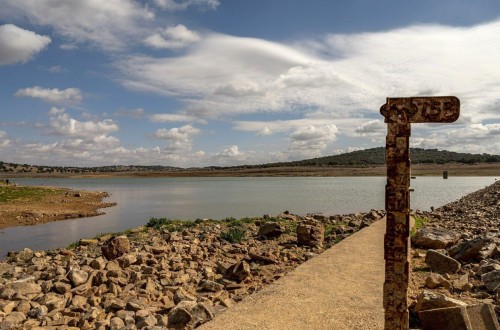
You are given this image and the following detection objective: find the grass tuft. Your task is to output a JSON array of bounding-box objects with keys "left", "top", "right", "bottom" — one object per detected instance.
[{"left": 221, "top": 227, "right": 247, "bottom": 243}]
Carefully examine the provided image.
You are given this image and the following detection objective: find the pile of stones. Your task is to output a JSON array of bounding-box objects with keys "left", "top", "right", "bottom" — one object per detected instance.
[
  {"left": 0, "top": 210, "right": 384, "bottom": 329},
  {"left": 410, "top": 180, "right": 500, "bottom": 325}
]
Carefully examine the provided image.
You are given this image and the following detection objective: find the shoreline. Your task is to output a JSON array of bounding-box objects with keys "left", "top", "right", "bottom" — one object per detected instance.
[
  {"left": 1, "top": 163, "right": 499, "bottom": 178},
  {"left": 0, "top": 181, "right": 498, "bottom": 328},
  {"left": 0, "top": 183, "right": 116, "bottom": 230}
]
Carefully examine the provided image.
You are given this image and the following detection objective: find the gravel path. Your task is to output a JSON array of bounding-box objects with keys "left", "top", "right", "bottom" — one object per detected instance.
[{"left": 201, "top": 218, "right": 391, "bottom": 330}]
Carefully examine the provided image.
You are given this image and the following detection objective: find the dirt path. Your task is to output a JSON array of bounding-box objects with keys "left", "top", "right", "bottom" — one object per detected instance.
[{"left": 200, "top": 218, "right": 393, "bottom": 330}]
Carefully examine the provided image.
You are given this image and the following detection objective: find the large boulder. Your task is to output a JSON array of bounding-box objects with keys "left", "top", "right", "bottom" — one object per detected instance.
[
  {"left": 3, "top": 281, "right": 42, "bottom": 296},
  {"left": 168, "top": 301, "right": 214, "bottom": 329},
  {"left": 449, "top": 237, "right": 489, "bottom": 261},
  {"left": 223, "top": 260, "right": 251, "bottom": 282},
  {"left": 481, "top": 269, "right": 500, "bottom": 292},
  {"left": 67, "top": 269, "right": 89, "bottom": 287},
  {"left": 425, "top": 249, "right": 461, "bottom": 274},
  {"left": 101, "top": 236, "right": 130, "bottom": 260},
  {"left": 296, "top": 220, "right": 325, "bottom": 248},
  {"left": 412, "top": 227, "right": 458, "bottom": 249},
  {"left": 414, "top": 290, "right": 467, "bottom": 312},
  {"left": 257, "top": 222, "right": 285, "bottom": 238}
]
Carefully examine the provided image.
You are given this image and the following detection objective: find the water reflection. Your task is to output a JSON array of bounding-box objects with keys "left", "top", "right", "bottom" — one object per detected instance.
[{"left": 1, "top": 176, "right": 496, "bottom": 256}]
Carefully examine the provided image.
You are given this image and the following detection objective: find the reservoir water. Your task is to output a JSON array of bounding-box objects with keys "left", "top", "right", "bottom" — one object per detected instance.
[{"left": 1, "top": 176, "right": 497, "bottom": 256}]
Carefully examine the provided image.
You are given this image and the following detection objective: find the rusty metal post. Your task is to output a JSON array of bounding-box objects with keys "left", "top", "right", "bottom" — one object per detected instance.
[{"left": 380, "top": 96, "right": 460, "bottom": 330}]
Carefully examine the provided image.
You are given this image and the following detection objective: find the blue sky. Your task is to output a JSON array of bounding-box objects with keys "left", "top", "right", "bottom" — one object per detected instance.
[{"left": 1, "top": 0, "right": 500, "bottom": 167}]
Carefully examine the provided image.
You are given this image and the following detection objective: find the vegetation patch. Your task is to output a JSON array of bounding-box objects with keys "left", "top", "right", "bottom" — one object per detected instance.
[
  {"left": 411, "top": 216, "right": 428, "bottom": 237},
  {"left": 0, "top": 185, "right": 60, "bottom": 203},
  {"left": 220, "top": 226, "right": 247, "bottom": 243},
  {"left": 146, "top": 217, "right": 196, "bottom": 232}
]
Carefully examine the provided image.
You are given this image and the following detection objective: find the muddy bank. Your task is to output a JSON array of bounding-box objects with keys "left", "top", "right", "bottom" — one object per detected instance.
[{"left": 0, "top": 183, "right": 116, "bottom": 229}]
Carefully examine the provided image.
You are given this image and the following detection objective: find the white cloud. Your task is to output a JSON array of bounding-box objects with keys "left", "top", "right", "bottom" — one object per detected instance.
[
  {"left": 289, "top": 124, "right": 338, "bottom": 155},
  {"left": 217, "top": 145, "right": 241, "bottom": 158},
  {"left": 145, "top": 24, "right": 201, "bottom": 49},
  {"left": 1, "top": 0, "right": 154, "bottom": 50},
  {"left": 48, "top": 108, "right": 119, "bottom": 137},
  {"left": 60, "top": 44, "right": 78, "bottom": 50},
  {"left": 119, "top": 19, "right": 500, "bottom": 154},
  {"left": 16, "top": 86, "right": 83, "bottom": 105},
  {"left": 153, "top": 0, "right": 220, "bottom": 11},
  {"left": 354, "top": 120, "right": 385, "bottom": 136},
  {"left": 0, "top": 130, "right": 10, "bottom": 147},
  {"left": 0, "top": 24, "right": 51, "bottom": 65},
  {"left": 153, "top": 124, "right": 201, "bottom": 152},
  {"left": 150, "top": 113, "right": 207, "bottom": 124},
  {"left": 46, "top": 65, "right": 65, "bottom": 73}
]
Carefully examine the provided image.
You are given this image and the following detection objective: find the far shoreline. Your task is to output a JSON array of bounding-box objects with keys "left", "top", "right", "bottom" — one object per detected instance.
[{"left": 1, "top": 163, "right": 499, "bottom": 179}]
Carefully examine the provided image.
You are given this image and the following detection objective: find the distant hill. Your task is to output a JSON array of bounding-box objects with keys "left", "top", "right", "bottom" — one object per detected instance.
[
  {"left": 0, "top": 163, "right": 181, "bottom": 174},
  {"left": 1, "top": 148, "right": 499, "bottom": 174},
  {"left": 242, "top": 147, "right": 500, "bottom": 168}
]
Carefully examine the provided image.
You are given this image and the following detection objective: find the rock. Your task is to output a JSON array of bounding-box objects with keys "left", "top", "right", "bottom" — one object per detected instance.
[
  {"left": 481, "top": 269, "right": 500, "bottom": 292},
  {"left": 223, "top": 260, "right": 251, "bottom": 282},
  {"left": 67, "top": 269, "right": 89, "bottom": 287},
  {"left": 477, "top": 242, "right": 497, "bottom": 260},
  {"left": 135, "top": 313, "right": 157, "bottom": 328},
  {"left": 110, "top": 317, "right": 125, "bottom": 330},
  {"left": 190, "top": 302, "right": 214, "bottom": 326},
  {"left": 1, "top": 301, "right": 16, "bottom": 314},
  {"left": 200, "top": 280, "right": 224, "bottom": 292},
  {"left": 412, "top": 227, "right": 458, "bottom": 249},
  {"left": 425, "top": 249, "right": 461, "bottom": 274},
  {"left": 101, "top": 236, "right": 130, "bottom": 260},
  {"left": 257, "top": 222, "right": 285, "bottom": 238},
  {"left": 2, "top": 312, "right": 26, "bottom": 325},
  {"left": 3, "top": 281, "right": 42, "bottom": 296},
  {"left": 168, "top": 301, "right": 213, "bottom": 329},
  {"left": 27, "top": 305, "right": 48, "bottom": 318},
  {"left": 296, "top": 220, "right": 324, "bottom": 248},
  {"left": 168, "top": 301, "right": 197, "bottom": 328},
  {"left": 419, "top": 304, "right": 500, "bottom": 330},
  {"left": 452, "top": 274, "right": 469, "bottom": 291},
  {"left": 90, "top": 257, "right": 107, "bottom": 270},
  {"left": 54, "top": 281, "right": 72, "bottom": 294},
  {"left": 173, "top": 288, "right": 197, "bottom": 304},
  {"left": 116, "top": 254, "right": 137, "bottom": 268},
  {"left": 78, "top": 239, "right": 98, "bottom": 246},
  {"left": 14, "top": 300, "right": 30, "bottom": 314},
  {"left": 414, "top": 290, "right": 467, "bottom": 312},
  {"left": 425, "top": 273, "right": 451, "bottom": 289},
  {"left": 449, "top": 237, "right": 488, "bottom": 261}
]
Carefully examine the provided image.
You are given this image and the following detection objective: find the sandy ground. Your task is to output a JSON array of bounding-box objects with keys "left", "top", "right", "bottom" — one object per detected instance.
[{"left": 0, "top": 185, "right": 116, "bottom": 229}]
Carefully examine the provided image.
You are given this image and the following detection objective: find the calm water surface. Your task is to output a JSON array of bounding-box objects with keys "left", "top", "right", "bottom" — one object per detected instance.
[{"left": 1, "top": 176, "right": 496, "bottom": 256}]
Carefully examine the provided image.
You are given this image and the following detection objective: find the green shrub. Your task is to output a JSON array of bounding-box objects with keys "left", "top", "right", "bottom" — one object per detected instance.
[
  {"left": 146, "top": 217, "right": 196, "bottom": 232},
  {"left": 146, "top": 217, "right": 172, "bottom": 230},
  {"left": 221, "top": 227, "right": 246, "bottom": 243}
]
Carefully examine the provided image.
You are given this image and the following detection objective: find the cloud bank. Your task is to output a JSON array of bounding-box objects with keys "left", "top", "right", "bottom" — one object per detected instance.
[
  {"left": 15, "top": 87, "right": 83, "bottom": 105},
  {"left": 0, "top": 24, "right": 51, "bottom": 65}
]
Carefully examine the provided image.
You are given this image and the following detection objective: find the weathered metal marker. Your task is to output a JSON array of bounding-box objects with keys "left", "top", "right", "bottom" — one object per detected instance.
[{"left": 380, "top": 96, "right": 460, "bottom": 329}]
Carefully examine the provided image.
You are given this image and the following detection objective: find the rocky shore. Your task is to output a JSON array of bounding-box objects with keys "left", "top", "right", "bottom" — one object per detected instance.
[
  {"left": 410, "top": 180, "right": 500, "bottom": 326},
  {"left": 0, "top": 210, "right": 384, "bottom": 329}
]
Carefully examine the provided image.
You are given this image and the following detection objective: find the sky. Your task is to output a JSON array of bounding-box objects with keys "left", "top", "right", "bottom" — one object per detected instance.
[{"left": 1, "top": 0, "right": 500, "bottom": 167}]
